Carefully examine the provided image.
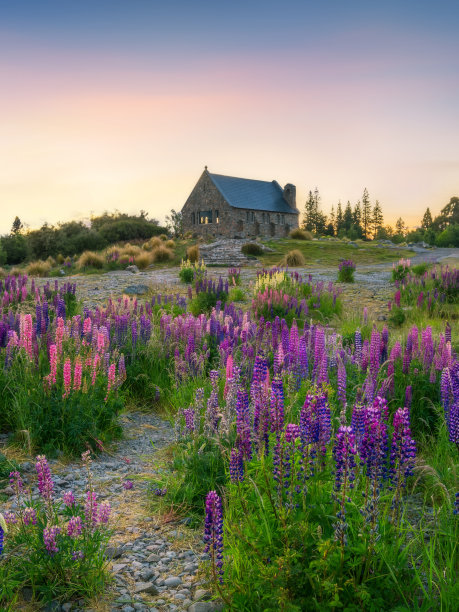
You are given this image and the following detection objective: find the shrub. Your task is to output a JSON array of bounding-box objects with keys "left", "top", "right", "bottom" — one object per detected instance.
[
  {"left": 151, "top": 245, "right": 173, "bottom": 263},
  {"left": 179, "top": 267, "right": 195, "bottom": 283},
  {"left": 165, "top": 239, "right": 175, "bottom": 249},
  {"left": 241, "top": 242, "right": 263, "bottom": 256},
  {"left": 290, "top": 228, "right": 312, "bottom": 240},
  {"left": 228, "top": 267, "right": 241, "bottom": 286},
  {"left": 187, "top": 244, "right": 200, "bottom": 263},
  {"left": 26, "top": 260, "right": 52, "bottom": 277},
  {"left": 76, "top": 251, "right": 105, "bottom": 270},
  {"left": 1, "top": 454, "right": 112, "bottom": 607},
  {"left": 159, "top": 234, "right": 168, "bottom": 241},
  {"left": 389, "top": 306, "right": 406, "bottom": 326},
  {"left": 412, "top": 263, "right": 428, "bottom": 276},
  {"left": 392, "top": 258, "right": 411, "bottom": 282},
  {"left": 283, "top": 249, "right": 305, "bottom": 266},
  {"left": 56, "top": 253, "right": 64, "bottom": 264},
  {"left": 134, "top": 252, "right": 152, "bottom": 270},
  {"left": 228, "top": 287, "right": 245, "bottom": 302},
  {"left": 338, "top": 259, "right": 356, "bottom": 282}
]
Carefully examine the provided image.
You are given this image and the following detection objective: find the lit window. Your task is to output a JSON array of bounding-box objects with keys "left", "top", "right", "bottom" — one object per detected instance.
[
  {"left": 199, "top": 210, "right": 212, "bottom": 224},
  {"left": 215, "top": 210, "right": 219, "bottom": 224}
]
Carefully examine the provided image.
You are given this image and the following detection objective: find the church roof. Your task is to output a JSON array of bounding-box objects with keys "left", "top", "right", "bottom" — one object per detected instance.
[{"left": 208, "top": 172, "right": 298, "bottom": 214}]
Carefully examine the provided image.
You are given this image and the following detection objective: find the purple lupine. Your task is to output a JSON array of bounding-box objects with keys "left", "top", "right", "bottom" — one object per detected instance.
[
  {"left": 337, "top": 357, "right": 346, "bottom": 406},
  {"left": 84, "top": 491, "right": 98, "bottom": 526},
  {"left": 23, "top": 507, "right": 37, "bottom": 526},
  {"left": 43, "top": 526, "right": 60, "bottom": 555},
  {"left": 370, "top": 328, "right": 381, "bottom": 383},
  {"left": 98, "top": 501, "right": 111, "bottom": 524},
  {"left": 62, "top": 491, "right": 76, "bottom": 507},
  {"left": 67, "top": 516, "right": 83, "bottom": 538},
  {"left": 354, "top": 329, "right": 362, "bottom": 366},
  {"left": 36, "top": 455, "right": 54, "bottom": 500},
  {"left": 183, "top": 407, "right": 198, "bottom": 434},
  {"left": 405, "top": 385, "right": 413, "bottom": 409},
  {"left": 122, "top": 480, "right": 134, "bottom": 490},
  {"left": 313, "top": 327, "right": 325, "bottom": 381},
  {"left": 229, "top": 447, "right": 244, "bottom": 483},
  {"left": 333, "top": 425, "right": 357, "bottom": 546},
  {"left": 236, "top": 389, "right": 252, "bottom": 459},
  {"left": 204, "top": 491, "right": 224, "bottom": 583},
  {"left": 9, "top": 471, "right": 23, "bottom": 496},
  {"left": 270, "top": 378, "right": 285, "bottom": 434},
  {"left": 389, "top": 407, "right": 416, "bottom": 521},
  {"left": 454, "top": 492, "right": 459, "bottom": 515}
]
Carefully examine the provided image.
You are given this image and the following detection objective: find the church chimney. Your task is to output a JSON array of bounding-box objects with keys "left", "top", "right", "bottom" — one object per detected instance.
[{"left": 283, "top": 183, "right": 296, "bottom": 210}]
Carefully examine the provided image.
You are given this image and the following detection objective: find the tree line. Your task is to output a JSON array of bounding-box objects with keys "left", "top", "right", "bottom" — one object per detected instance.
[
  {"left": 0, "top": 212, "right": 166, "bottom": 266},
  {"left": 301, "top": 189, "right": 459, "bottom": 247}
]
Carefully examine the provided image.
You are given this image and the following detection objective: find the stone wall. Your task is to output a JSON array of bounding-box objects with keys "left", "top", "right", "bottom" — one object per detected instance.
[{"left": 181, "top": 170, "right": 299, "bottom": 239}]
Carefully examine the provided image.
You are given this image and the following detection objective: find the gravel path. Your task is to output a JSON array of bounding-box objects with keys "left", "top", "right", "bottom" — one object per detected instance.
[{"left": 4, "top": 412, "right": 216, "bottom": 612}]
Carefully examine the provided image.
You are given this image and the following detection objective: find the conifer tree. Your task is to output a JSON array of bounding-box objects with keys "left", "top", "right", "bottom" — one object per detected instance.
[
  {"left": 361, "top": 188, "right": 372, "bottom": 239},
  {"left": 336, "top": 201, "right": 344, "bottom": 234},
  {"left": 371, "top": 200, "right": 384, "bottom": 239},
  {"left": 421, "top": 208, "right": 433, "bottom": 229}
]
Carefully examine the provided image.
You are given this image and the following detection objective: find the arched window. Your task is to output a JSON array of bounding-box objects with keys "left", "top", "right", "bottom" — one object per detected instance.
[
  {"left": 192, "top": 212, "right": 195, "bottom": 225},
  {"left": 277, "top": 214, "right": 280, "bottom": 224}
]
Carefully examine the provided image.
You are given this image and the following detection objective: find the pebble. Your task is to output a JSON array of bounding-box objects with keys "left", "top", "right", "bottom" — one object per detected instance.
[{"left": 164, "top": 576, "right": 182, "bottom": 587}]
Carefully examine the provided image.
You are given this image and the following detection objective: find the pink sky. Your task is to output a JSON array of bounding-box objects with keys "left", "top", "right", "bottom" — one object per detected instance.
[{"left": 1, "top": 4, "right": 458, "bottom": 233}]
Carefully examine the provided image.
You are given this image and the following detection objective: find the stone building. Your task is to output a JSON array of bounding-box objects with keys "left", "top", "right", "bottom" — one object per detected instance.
[{"left": 181, "top": 167, "right": 299, "bottom": 239}]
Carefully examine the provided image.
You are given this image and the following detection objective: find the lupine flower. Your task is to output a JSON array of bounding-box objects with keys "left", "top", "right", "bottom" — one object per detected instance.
[
  {"left": 122, "top": 480, "right": 134, "bottom": 490},
  {"left": 9, "top": 471, "right": 23, "bottom": 496},
  {"left": 4, "top": 511, "right": 17, "bottom": 525},
  {"left": 73, "top": 357, "right": 82, "bottom": 392},
  {"left": 63, "top": 357, "right": 72, "bottom": 398},
  {"left": 72, "top": 550, "right": 84, "bottom": 561},
  {"left": 454, "top": 492, "right": 459, "bottom": 516},
  {"left": 153, "top": 487, "right": 167, "bottom": 496},
  {"left": 62, "top": 490, "right": 76, "bottom": 507},
  {"left": 0, "top": 514, "right": 6, "bottom": 555},
  {"left": 104, "top": 363, "right": 116, "bottom": 401},
  {"left": 333, "top": 425, "right": 357, "bottom": 546},
  {"left": 98, "top": 501, "right": 111, "bottom": 524},
  {"left": 236, "top": 389, "right": 252, "bottom": 459},
  {"left": 270, "top": 378, "right": 285, "bottom": 433},
  {"left": 84, "top": 491, "right": 98, "bottom": 526},
  {"left": 67, "top": 515, "right": 83, "bottom": 538},
  {"left": 229, "top": 447, "right": 244, "bottom": 483},
  {"left": 43, "top": 526, "right": 60, "bottom": 555},
  {"left": 390, "top": 407, "right": 416, "bottom": 521},
  {"left": 23, "top": 507, "right": 37, "bottom": 526},
  {"left": 204, "top": 491, "right": 224, "bottom": 583},
  {"left": 337, "top": 357, "right": 346, "bottom": 406},
  {"left": 36, "top": 455, "right": 54, "bottom": 500}
]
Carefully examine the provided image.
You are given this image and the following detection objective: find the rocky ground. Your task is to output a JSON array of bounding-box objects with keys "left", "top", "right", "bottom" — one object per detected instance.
[{"left": 3, "top": 246, "right": 458, "bottom": 611}]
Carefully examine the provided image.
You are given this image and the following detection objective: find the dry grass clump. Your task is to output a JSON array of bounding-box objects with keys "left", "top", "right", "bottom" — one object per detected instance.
[
  {"left": 186, "top": 244, "right": 200, "bottom": 263},
  {"left": 120, "top": 243, "right": 142, "bottom": 258},
  {"left": 143, "top": 237, "right": 163, "bottom": 251},
  {"left": 159, "top": 234, "right": 168, "bottom": 241},
  {"left": 134, "top": 252, "right": 153, "bottom": 270},
  {"left": 46, "top": 256, "right": 56, "bottom": 267},
  {"left": 10, "top": 268, "right": 23, "bottom": 277},
  {"left": 77, "top": 251, "right": 105, "bottom": 270},
  {"left": 26, "top": 260, "right": 52, "bottom": 277},
  {"left": 151, "top": 245, "right": 174, "bottom": 263},
  {"left": 165, "top": 239, "right": 175, "bottom": 249},
  {"left": 290, "top": 228, "right": 313, "bottom": 240},
  {"left": 104, "top": 246, "right": 121, "bottom": 261},
  {"left": 56, "top": 254, "right": 65, "bottom": 264},
  {"left": 241, "top": 242, "right": 263, "bottom": 256},
  {"left": 284, "top": 249, "right": 306, "bottom": 266},
  {"left": 0, "top": 267, "right": 7, "bottom": 278}
]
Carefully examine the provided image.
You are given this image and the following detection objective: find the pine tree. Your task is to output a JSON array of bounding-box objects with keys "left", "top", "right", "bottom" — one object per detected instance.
[
  {"left": 11, "top": 216, "right": 23, "bottom": 235},
  {"left": 336, "top": 201, "right": 344, "bottom": 234},
  {"left": 302, "top": 191, "right": 316, "bottom": 232},
  {"left": 361, "top": 188, "right": 372, "bottom": 239},
  {"left": 353, "top": 201, "right": 363, "bottom": 237},
  {"left": 329, "top": 205, "right": 336, "bottom": 234},
  {"left": 343, "top": 201, "right": 353, "bottom": 233},
  {"left": 395, "top": 217, "right": 406, "bottom": 236},
  {"left": 421, "top": 208, "right": 433, "bottom": 229},
  {"left": 371, "top": 200, "right": 384, "bottom": 239}
]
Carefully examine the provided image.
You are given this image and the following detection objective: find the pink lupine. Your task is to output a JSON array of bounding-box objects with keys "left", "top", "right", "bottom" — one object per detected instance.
[
  {"left": 36, "top": 455, "right": 54, "bottom": 501},
  {"left": 67, "top": 516, "right": 83, "bottom": 538},
  {"left": 91, "top": 353, "right": 101, "bottom": 385},
  {"left": 48, "top": 344, "right": 57, "bottom": 385},
  {"left": 55, "top": 317, "right": 65, "bottom": 354},
  {"left": 19, "top": 313, "right": 34, "bottom": 359},
  {"left": 105, "top": 363, "right": 116, "bottom": 401},
  {"left": 98, "top": 501, "right": 111, "bottom": 524},
  {"left": 63, "top": 357, "right": 72, "bottom": 398},
  {"left": 43, "top": 526, "right": 60, "bottom": 555},
  {"left": 23, "top": 507, "right": 37, "bottom": 526},
  {"left": 73, "top": 357, "right": 82, "bottom": 392},
  {"left": 83, "top": 316, "right": 92, "bottom": 336},
  {"left": 62, "top": 490, "right": 76, "bottom": 507},
  {"left": 85, "top": 491, "right": 98, "bottom": 526}
]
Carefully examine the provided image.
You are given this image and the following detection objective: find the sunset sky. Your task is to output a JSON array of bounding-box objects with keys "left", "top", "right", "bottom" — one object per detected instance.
[{"left": 1, "top": 0, "right": 458, "bottom": 234}]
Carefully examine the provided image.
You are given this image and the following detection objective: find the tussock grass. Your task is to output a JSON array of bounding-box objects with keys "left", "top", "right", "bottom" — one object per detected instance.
[
  {"left": 186, "top": 244, "right": 200, "bottom": 263},
  {"left": 283, "top": 249, "right": 305, "bottom": 266},
  {"left": 290, "top": 228, "right": 312, "bottom": 240},
  {"left": 76, "top": 251, "right": 105, "bottom": 269},
  {"left": 134, "top": 252, "right": 152, "bottom": 269},
  {"left": 26, "top": 260, "right": 52, "bottom": 277},
  {"left": 152, "top": 245, "right": 174, "bottom": 262},
  {"left": 165, "top": 239, "right": 175, "bottom": 249}
]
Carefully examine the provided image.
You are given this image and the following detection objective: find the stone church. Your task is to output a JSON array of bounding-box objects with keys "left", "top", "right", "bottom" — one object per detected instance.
[{"left": 181, "top": 167, "right": 299, "bottom": 239}]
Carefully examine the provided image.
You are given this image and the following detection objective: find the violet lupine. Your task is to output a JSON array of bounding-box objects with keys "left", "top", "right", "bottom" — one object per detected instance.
[
  {"left": 313, "top": 327, "right": 325, "bottom": 382},
  {"left": 405, "top": 385, "right": 413, "bottom": 409},
  {"left": 389, "top": 407, "right": 416, "bottom": 522},
  {"left": 183, "top": 407, "right": 198, "bottom": 434},
  {"left": 236, "top": 389, "right": 252, "bottom": 460},
  {"left": 270, "top": 378, "right": 285, "bottom": 434},
  {"left": 23, "top": 507, "right": 37, "bottom": 526},
  {"left": 369, "top": 328, "right": 381, "bottom": 383},
  {"left": 354, "top": 329, "right": 362, "bottom": 366},
  {"left": 36, "top": 455, "right": 54, "bottom": 501},
  {"left": 0, "top": 515, "right": 5, "bottom": 555},
  {"left": 337, "top": 357, "right": 346, "bottom": 407},
  {"left": 229, "top": 447, "right": 244, "bottom": 483},
  {"left": 122, "top": 480, "right": 134, "bottom": 490},
  {"left": 67, "top": 515, "right": 83, "bottom": 538},
  {"left": 204, "top": 491, "right": 224, "bottom": 583},
  {"left": 333, "top": 425, "right": 357, "bottom": 547},
  {"left": 43, "top": 526, "right": 60, "bottom": 555},
  {"left": 9, "top": 471, "right": 23, "bottom": 496},
  {"left": 4, "top": 511, "right": 17, "bottom": 525}
]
